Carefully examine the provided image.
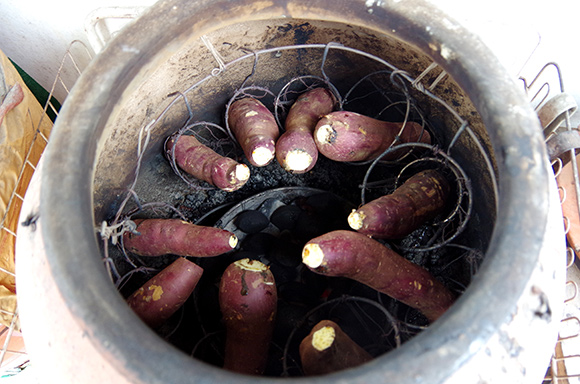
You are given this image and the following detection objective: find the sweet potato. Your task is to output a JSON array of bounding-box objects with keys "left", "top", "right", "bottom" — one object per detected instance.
[
  {"left": 123, "top": 218, "right": 238, "bottom": 257},
  {"left": 348, "top": 169, "right": 451, "bottom": 238},
  {"left": 166, "top": 134, "right": 250, "bottom": 192},
  {"left": 219, "top": 258, "right": 277, "bottom": 375},
  {"left": 302, "top": 230, "right": 455, "bottom": 322},
  {"left": 228, "top": 97, "right": 280, "bottom": 167},
  {"left": 299, "top": 319, "right": 372, "bottom": 375},
  {"left": 276, "top": 88, "right": 336, "bottom": 173},
  {"left": 313, "top": 111, "right": 431, "bottom": 162},
  {"left": 127, "top": 257, "right": 203, "bottom": 329}
]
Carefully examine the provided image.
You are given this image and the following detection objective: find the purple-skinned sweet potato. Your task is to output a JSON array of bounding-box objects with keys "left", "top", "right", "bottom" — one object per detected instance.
[
  {"left": 166, "top": 134, "right": 250, "bottom": 192},
  {"left": 219, "top": 258, "right": 277, "bottom": 375},
  {"left": 228, "top": 97, "right": 280, "bottom": 167},
  {"left": 276, "top": 88, "right": 337, "bottom": 173},
  {"left": 123, "top": 219, "right": 238, "bottom": 257},
  {"left": 302, "top": 230, "right": 455, "bottom": 322},
  {"left": 313, "top": 111, "right": 431, "bottom": 162},
  {"left": 299, "top": 319, "right": 372, "bottom": 375},
  {"left": 348, "top": 169, "right": 451, "bottom": 238},
  {"left": 127, "top": 257, "right": 203, "bottom": 329}
]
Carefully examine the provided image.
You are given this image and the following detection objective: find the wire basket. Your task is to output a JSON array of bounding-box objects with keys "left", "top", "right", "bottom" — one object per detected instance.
[
  {"left": 92, "top": 35, "right": 497, "bottom": 376},
  {"left": 0, "top": 40, "right": 92, "bottom": 376},
  {"left": 525, "top": 62, "right": 580, "bottom": 383}
]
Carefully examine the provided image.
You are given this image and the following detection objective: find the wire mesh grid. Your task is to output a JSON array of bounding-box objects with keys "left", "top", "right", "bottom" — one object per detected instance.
[
  {"left": 523, "top": 62, "right": 580, "bottom": 383},
  {"left": 0, "top": 40, "right": 92, "bottom": 375},
  {"left": 93, "top": 35, "right": 494, "bottom": 376},
  {"left": 5, "top": 29, "right": 572, "bottom": 380},
  {"left": 100, "top": 39, "right": 491, "bottom": 231}
]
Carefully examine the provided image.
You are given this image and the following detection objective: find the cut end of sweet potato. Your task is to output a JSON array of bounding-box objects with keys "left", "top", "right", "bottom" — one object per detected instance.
[
  {"left": 233, "top": 164, "right": 250, "bottom": 182},
  {"left": 284, "top": 149, "right": 313, "bottom": 173},
  {"left": 235, "top": 258, "right": 268, "bottom": 272},
  {"left": 252, "top": 146, "right": 275, "bottom": 166},
  {"left": 347, "top": 209, "right": 365, "bottom": 230},
  {"left": 302, "top": 243, "right": 325, "bottom": 268},
  {"left": 213, "top": 160, "right": 250, "bottom": 192},
  {"left": 315, "top": 124, "right": 336, "bottom": 144},
  {"left": 312, "top": 326, "right": 336, "bottom": 351},
  {"left": 229, "top": 235, "right": 239, "bottom": 249}
]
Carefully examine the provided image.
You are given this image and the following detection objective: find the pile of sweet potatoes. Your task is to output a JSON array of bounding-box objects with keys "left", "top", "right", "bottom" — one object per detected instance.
[
  {"left": 164, "top": 86, "right": 432, "bottom": 192},
  {"left": 111, "top": 84, "right": 463, "bottom": 377},
  {"left": 119, "top": 175, "right": 454, "bottom": 376}
]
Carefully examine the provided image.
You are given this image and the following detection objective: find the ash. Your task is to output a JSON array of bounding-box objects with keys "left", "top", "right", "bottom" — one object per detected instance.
[{"left": 178, "top": 154, "right": 368, "bottom": 224}]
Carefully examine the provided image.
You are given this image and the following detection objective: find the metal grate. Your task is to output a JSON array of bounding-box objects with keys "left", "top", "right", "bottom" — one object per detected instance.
[{"left": 522, "top": 62, "right": 580, "bottom": 384}]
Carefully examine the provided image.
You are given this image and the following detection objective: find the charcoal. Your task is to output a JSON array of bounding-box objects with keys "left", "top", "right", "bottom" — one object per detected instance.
[
  {"left": 270, "top": 236, "right": 303, "bottom": 268},
  {"left": 268, "top": 261, "right": 298, "bottom": 285},
  {"left": 234, "top": 209, "right": 270, "bottom": 233},
  {"left": 270, "top": 205, "right": 302, "bottom": 230},
  {"left": 293, "top": 211, "right": 326, "bottom": 241},
  {"left": 242, "top": 232, "right": 276, "bottom": 254}
]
